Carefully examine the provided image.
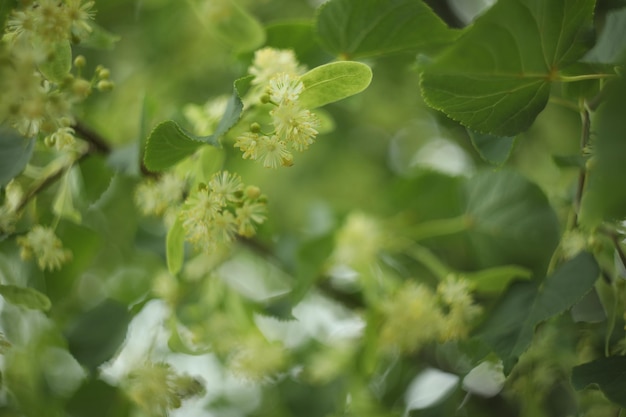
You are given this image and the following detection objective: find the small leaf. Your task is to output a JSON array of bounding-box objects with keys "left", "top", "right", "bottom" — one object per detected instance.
[
  {"left": 0, "top": 126, "right": 34, "bottom": 187},
  {"left": 420, "top": 0, "right": 595, "bottom": 136},
  {"left": 299, "top": 61, "right": 372, "bottom": 109},
  {"left": 143, "top": 121, "right": 204, "bottom": 172},
  {"left": 478, "top": 252, "right": 600, "bottom": 373},
  {"left": 0, "top": 284, "right": 51, "bottom": 311},
  {"left": 572, "top": 356, "right": 626, "bottom": 408},
  {"left": 192, "top": 0, "right": 265, "bottom": 53},
  {"left": 38, "top": 40, "right": 72, "bottom": 82},
  {"left": 316, "top": 0, "right": 459, "bottom": 59},
  {"left": 166, "top": 217, "right": 185, "bottom": 276},
  {"left": 143, "top": 76, "right": 250, "bottom": 172},
  {"left": 467, "top": 130, "right": 515, "bottom": 166}
]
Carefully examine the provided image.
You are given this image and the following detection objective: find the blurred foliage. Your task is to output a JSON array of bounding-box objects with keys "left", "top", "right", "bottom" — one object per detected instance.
[{"left": 1, "top": 0, "right": 626, "bottom": 416}]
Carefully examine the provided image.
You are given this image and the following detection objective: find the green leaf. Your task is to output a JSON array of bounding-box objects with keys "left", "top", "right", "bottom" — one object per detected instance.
[
  {"left": 572, "top": 356, "right": 626, "bottom": 408},
  {"left": 478, "top": 252, "right": 599, "bottom": 373},
  {"left": 37, "top": 40, "right": 72, "bottom": 83},
  {"left": 583, "top": 7, "right": 626, "bottom": 64},
  {"left": 420, "top": 0, "right": 595, "bottom": 136},
  {"left": 65, "top": 298, "right": 131, "bottom": 372},
  {"left": 191, "top": 0, "right": 265, "bottom": 53},
  {"left": 570, "top": 288, "right": 606, "bottom": 323},
  {"left": 299, "top": 61, "right": 372, "bottom": 109},
  {"left": 579, "top": 77, "right": 626, "bottom": 226},
  {"left": 143, "top": 76, "right": 250, "bottom": 172},
  {"left": 143, "top": 121, "right": 204, "bottom": 172},
  {"left": 0, "top": 285, "right": 51, "bottom": 311},
  {"left": 464, "top": 265, "right": 532, "bottom": 293},
  {"left": 166, "top": 217, "right": 185, "bottom": 276},
  {"left": 0, "top": 126, "right": 34, "bottom": 187},
  {"left": 467, "top": 130, "right": 516, "bottom": 166},
  {"left": 464, "top": 170, "right": 560, "bottom": 275},
  {"left": 265, "top": 20, "right": 328, "bottom": 65},
  {"left": 316, "top": 0, "right": 459, "bottom": 59},
  {"left": 67, "top": 378, "right": 132, "bottom": 417}
]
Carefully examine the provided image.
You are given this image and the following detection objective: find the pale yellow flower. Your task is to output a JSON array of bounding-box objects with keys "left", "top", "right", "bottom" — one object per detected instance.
[
  {"left": 249, "top": 48, "right": 306, "bottom": 86},
  {"left": 271, "top": 101, "right": 319, "bottom": 151},
  {"left": 256, "top": 135, "right": 292, "bottom": 169},
  {"left": 17, "top": 225, "right": 72, "bottom": 271},
  {"left": 267, "top": 72, "right": 304, "bottom": 104}
]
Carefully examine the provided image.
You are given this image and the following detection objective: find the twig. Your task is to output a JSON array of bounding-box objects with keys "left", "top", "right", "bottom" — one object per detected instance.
[{"left": 72, "top": 120, "right": 111, "bottom": 154}]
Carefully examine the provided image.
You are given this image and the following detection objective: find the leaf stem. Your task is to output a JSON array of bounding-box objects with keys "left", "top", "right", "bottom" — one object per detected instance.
[
  {"left": 404, "top": 215, "right": 469, "bottom": 241},
  {"left": 405, "top": 245, "right": 452, "bottom": 280},
  {"left": 558, "top": 73, "right": 616, "bottom": 82},
  {"left": 573, "top": 104, "right": 590, "bottom": 225}
]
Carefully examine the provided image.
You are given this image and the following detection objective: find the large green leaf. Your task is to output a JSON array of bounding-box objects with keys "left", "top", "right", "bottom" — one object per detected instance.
[
  {"left": 579, "top": 76, "right": 626, "bottom": 226},
  {"left": 420, "top": 0, "right": 595, "bottom": 136},
  {"left": 316, "top": 0, "right": 458, "bottom": 59},
  {"left": 464, "top": 170, "right": 560, "bottom": 274},
  {"left": 265, "top": 20, "right": 329, "bottom": 66},
  {"left": 478, "top": 252, "right": 599, "bottom": 373},
  {"left": 65, "top": 299, "right": 131, "bottom": 373},
  {"left": 143, "top": 76, "right": 252, "bottom": 172},
  {"left": 572, "top": 356, "right": 626, "bottom": 408},
  {"left": 299, "top": 62, "right": 372, "bottom": 109},
  {"left": 583, "top": 7, "right": 626, "bottom": 64},
  {"left": 0, "top": 127, "right": 34, "bottom": 187}
]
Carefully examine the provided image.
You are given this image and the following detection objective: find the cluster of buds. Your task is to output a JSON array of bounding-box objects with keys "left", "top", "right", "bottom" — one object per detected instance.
[{"left": 179, "top": 171, "right": 267, "bottom": 252}]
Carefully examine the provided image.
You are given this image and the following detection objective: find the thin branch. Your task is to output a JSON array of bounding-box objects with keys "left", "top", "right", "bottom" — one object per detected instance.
[
  {"left": 573, "top": 105, "right": 590, "bottom": 226},
  {"left": 72, "top": 120, "right": 112, "bottom": 154}
]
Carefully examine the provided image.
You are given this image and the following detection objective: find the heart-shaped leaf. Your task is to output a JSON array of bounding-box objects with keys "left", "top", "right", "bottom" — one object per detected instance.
[
  {"left": 316, "top": 0, "right": 459, "bottom": 59},
  {"left": 420, "top": 0, "right": 595, "bottom": 136}
]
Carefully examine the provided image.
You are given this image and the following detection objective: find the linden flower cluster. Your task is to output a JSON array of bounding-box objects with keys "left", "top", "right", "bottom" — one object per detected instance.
[
  {"left": 1, "top": 1, "right": 112, "bottom": 142},
  {"left": 229, "top": 335, "right": 288, "bottom": 381},
  {"left": 248, "top": 47, "right": 306, "bottom": 88},
  {"left": 331, "top": 212, "right": 387, "bottom": 270},
  {"left": 16, "top": 225, "right": 72, "bottom": 271},
  {"left": 4, "top": 0, "right": 96, "bottom": 46},
  {"left": 235, "top": 48, "right": 319, "bottom": 168},
  {"left": 179, "top": 171, "right": 267, "bottom": 252},
  {"left": 134, "top": 173, "right": 187, "bottom": 221},
  {"left": 124, "top": 362, "right": 205, "bottom": 416},
  {"left": 379, "top": 276, "right": 481, "bottom": 354},
  {"left": 183, "top": 95, "right": 229, "bottom": 136}
]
